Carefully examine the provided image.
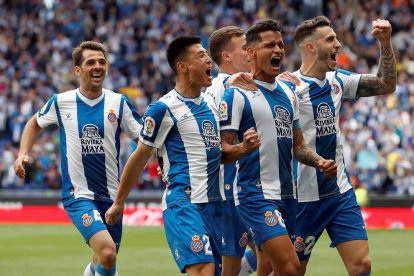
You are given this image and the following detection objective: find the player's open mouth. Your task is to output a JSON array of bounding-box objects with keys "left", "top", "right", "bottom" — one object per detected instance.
[
  {"left": 206, "top": 69, "right": 211, "bottom": 77},
  {"left": 331, "top": 54, "right": 337, "bottom": 61},
  {"left": 91, "top": 72, "right": 103, "bottom": 79},
  {"left": 271, "top": 56, "right": 281, "bottom": 67}
]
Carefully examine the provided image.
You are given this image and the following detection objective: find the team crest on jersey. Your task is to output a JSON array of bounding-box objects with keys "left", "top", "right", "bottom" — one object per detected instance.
[
  {"left": 143, "top": 116, "right": 155, "bottom": 137},
  {"left": 294, "top": 237, "right": 305, "bottom": 252},
  {"left": 239, "top": 232, "right": 248, "bottom": 247},
  {"left": 202, "top": 120, "right": 220, "bottom": 150},
  {"left": 82, "top": 213, "right": 93, "bottom": 227},
  {"left": 331, "top": 83, "right": 340, "bottom": 95},
  {"left": 274, "top": 106, "right": 292, "bottom": 138},
  {"left": 190, "top": 235, "right": 204, "bottom": 252},
  {"left": 107, "top": 109, "right": 117, "bottom": 123},
  {"left": 264, "top": 211, "right": 278, "bottom": 226},
  {"left": 316, "top": 103, "right": 337, "bottom": 137},
  {"left": 81, "top": 124, "right": 104, "bottom": 154},
  {"left": 219, "top": 101, "right": 228, "bottom": 121}
]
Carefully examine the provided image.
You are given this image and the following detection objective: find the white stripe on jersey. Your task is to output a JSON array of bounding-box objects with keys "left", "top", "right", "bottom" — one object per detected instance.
[
  {"left": 37, "top": 88, "right": 141, "bottom": 202},
  {"left": 294, "top": 69, "right": 361, "bottom": 202}
]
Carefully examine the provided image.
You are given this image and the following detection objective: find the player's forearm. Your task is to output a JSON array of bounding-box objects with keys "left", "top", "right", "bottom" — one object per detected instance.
[
  {"left": 221, "top": 142, "right": 252, "bottom": 163},
  {"left": 18, "top": 116, "right": 43, "bottom": 157},
  {"left": 293, "top": 143, "right": 322, "bottom": 169},
  {"left": 114, "top": 151, "right": 146, "bottom": 205},
  {"left": 357, "top": 39, "right": 396, "bottom": 97}
]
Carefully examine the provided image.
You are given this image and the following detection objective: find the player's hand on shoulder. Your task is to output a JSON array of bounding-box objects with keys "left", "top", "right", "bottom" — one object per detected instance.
[
  {"left": 105, "top": 202, "right": 124, "bottom": 225},
  {"left": 227, "top": 72, "right": 257, "bottom": 91},
  {"left": 242, "top": 127, "right": 261, "bottom": 152},
  {"left": 14, "top": 154, "right": 29, "bottom": 179},
  {"left": 318, "top": 159, "right": 337, "bottom": 179},
  {"left": 371, "top": 19, "right": 392, "bottom": 41},
  {"left": 276, "top": 71, "right": 301, "bottom": 86}
]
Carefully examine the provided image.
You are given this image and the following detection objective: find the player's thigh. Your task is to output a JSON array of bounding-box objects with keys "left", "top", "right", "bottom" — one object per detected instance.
[
  {"left": 294, "top": 199, "right": 337, "bottom": 261},
  {"left": 64, "top": 198, "right": 109, "bottom": 244},
  {"left": 326, "top": 190, "right": 368, "bottom": 248},
  {"left": 261, "top": 234, "right": 299, "bottom": 272},
  {"left": 88, "top": 229, "right": 116, "bottom": 254},
  {"left": 236, "top": 199, "right": 289, "bottom": 249},
  {"left": 336, "top": 239, "right": 370, "bottom": 268},
  {"left": 221, "top": 200, "right": 250, "bottom": 257},
  {"left": 163, "top": 202, "right": 214, "bottom": 273}
]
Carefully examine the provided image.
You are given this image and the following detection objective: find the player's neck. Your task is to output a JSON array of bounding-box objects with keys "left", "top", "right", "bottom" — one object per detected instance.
[
  {"left": 299, "top": 60, "right": 326, "bottom": 80},
  {"left": 79, "top": 84, "right": 104, "bottom": 99},
  {"left": 219, "top": 64, "right": 240, "bottom": 75},
  {"left": 175, "top": 80, "right": 202, "bottom": 98}
]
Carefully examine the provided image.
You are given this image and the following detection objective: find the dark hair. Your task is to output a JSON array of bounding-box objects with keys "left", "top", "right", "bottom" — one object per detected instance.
[
  {"left": 208, "top": 26, "right": 245, "bottom": 66},
  {"left": 246, "top": 19, "right": 281, "bottom": 47},
  {"left": 294, "top": 16, "right": 332, "bottom": 46},
  {"left": 166, "top": 36, "right": 201, "bottom": 74},
  {"left": 72, "top": 41, "right": 107, "bottom": 66}
]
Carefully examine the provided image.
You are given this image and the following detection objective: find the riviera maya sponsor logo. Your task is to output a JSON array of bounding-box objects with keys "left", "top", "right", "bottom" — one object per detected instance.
[
  {"left": 274, "top": 105, "right": 292, "bottom": 137},
  {"left": 316, "top": 103, "right": 336, "bottom": 137},
  {"left": 202, "top": 120, "right": 220, "bottom": 150},
  {"left": 81, "top": 124, "right": 104, "bottom": 154}
]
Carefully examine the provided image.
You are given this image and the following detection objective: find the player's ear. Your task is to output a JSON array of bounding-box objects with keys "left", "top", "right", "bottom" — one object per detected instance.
[
  {"left": 176, "top": 61, "right": 188, "bottom": 73},
  {"left": 222, "top": 51, "right": 231, "bottom": 62},
  {"left": 247, "top": 47, "right": 254, "bottom": 58},
  {"left": 74, "top": 66, "right": 81, "bottom": 76},
  {"left": 304, "top": 41, "right": 316, "bottom": 54}
]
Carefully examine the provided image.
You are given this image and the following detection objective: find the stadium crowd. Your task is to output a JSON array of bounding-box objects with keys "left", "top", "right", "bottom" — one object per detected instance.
[{"left": 0, "top": 0, "right": 413, "bottom": 196}]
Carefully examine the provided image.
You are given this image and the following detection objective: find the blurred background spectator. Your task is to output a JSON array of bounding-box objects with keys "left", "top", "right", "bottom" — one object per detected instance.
[{"left": 0, "top": 0, "right": 413, "bottom": 196}]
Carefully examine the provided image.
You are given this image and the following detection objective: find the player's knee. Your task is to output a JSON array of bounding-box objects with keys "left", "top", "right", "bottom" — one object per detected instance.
[
  {"left": 279, "top": 259, "right": 300, "bottom": 276},
  {"left": 355, "top": 255, "right": 371, "bottom": 275},
  {"left": 186, "top": 263, "right": 215, "bottom": 276},
  {"left": 98, "top": 247, "right": 117, "bottom": 267}
]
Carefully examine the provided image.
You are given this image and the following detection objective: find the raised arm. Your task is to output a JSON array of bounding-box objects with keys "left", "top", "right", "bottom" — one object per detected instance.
[
  {"left": 293, "top": 128, "right": 337, "bottom": 179},
  {"left": 221, "top": 128, "right": 260, "bottom": 163},
  {"left": 357, "top": 19, "right": 396, "bottom": 97},
  {"left": 14, "top": 115, "right": 43, "bottom": 178},
  {"left": 105, "top": 141, "right": 154, "bottom": 225}
]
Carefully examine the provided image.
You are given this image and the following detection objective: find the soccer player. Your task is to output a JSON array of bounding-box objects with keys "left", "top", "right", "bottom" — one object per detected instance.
[
  {"left": 292, "top": 16, "right": 396, "bottom": 276},
  {"left": 220, "top": 19, "right": 337, "bottom": 276},
  {"left": 13, "top": 41, "right": 142, "bottom": 276},
  {"left": 205, "top": 26, "right": 259, "bottom": 276},
  {"left": 105, "top": 36, "right": 260, "bottom": 275}
]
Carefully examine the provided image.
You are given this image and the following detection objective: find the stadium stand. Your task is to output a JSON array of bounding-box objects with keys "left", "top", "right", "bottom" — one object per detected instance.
[{"left": 0, "top": 0, "right": 413, "bottom": 196}]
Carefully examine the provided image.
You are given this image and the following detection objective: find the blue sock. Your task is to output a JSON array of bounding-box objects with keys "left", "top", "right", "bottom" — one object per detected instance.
[
  {"left": 245, "top": 250, "right": 257, "bottom": 271},
  {"left": 95, "top": 264, "right": 116, "bottom": 276}
]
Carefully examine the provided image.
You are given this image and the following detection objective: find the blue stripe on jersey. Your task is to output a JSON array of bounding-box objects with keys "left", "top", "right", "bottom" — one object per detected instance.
[
  {"left": 184, "top": 100, "right": 221, "bottom": 201},
  {"left": 76, "top": 94, "right": 109, "bottom": 200},
  {"left": 123, "top": 95, "right": 143, "bottom": 124},
  {"left": 235, "top": 91, "right": 261, "bottom": 198},
  {"left": 116, "top": 97, "right": 124, "bottom": 181},
  {"left": 163, "top": 109, "right": 192, "bottom": 202},
  {"left": 221, "top": 84, "right": 236, "bottom": 200},
  {"left": 258, "top": 84, "right": 294, "bottom": 196},
  {"left": 38, "top": 94, "right": 57, "bottom": 117},
  {"left": 304, "top": 79, "right": 339, "bottom": 195},
  {"left": 222, "top": 76, "right": 230, "bottom": 87},
  {"left": 54, "top": 96, "right": 73, "bottom": 199}
]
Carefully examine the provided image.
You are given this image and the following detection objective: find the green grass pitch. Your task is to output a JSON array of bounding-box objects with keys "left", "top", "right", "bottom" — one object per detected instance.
[{"left": 1, "top": 225, "right": 413, "bottom": 275}]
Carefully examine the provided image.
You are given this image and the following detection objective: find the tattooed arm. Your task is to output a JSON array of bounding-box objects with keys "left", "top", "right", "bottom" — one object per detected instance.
[
  {"left": 293, "top": 128, "right": 337, "bottom": 179},
  {"left": 221, "top": 128, "right": 260, "bottom": 163},
  {"left": 357, "top": 19, "right": 396, "bottom": 97}
]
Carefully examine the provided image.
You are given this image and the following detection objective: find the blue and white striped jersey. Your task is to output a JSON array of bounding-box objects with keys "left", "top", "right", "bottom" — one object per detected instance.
[
  {"left": 293, "top": 69, "right": 361, "bottom": 202},
  {"left": 204, "top": 73, "right": 237, "bottom": 201},
  {"left": 220, "top": 80, "right": 299, "bottom": 205},
  {"left": 37, "top": 88, "right": 142, "bottom": 205},
  {"left": 139, "top": 90, "right": 222, "bottom": 210}
]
